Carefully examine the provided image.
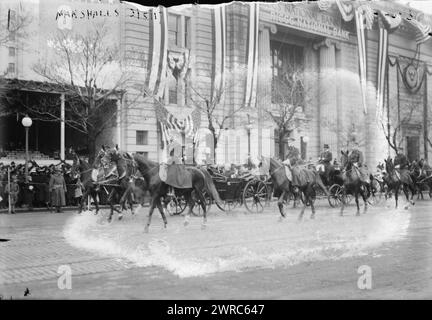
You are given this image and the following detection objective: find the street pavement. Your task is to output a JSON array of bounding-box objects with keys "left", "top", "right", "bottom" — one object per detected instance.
[{"left": 0, "top": 197, "right": 432, "bottom": 299}]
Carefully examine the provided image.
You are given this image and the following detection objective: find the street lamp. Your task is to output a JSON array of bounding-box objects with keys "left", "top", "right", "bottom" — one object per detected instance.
[
  {"left": 245, "top": 114, "right": 253, "bottom": 165},
  {"left": 21, "top": 115, "right": 32, "bottom": 183}
]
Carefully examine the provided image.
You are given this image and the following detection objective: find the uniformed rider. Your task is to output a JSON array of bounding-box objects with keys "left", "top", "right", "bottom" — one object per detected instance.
[
  {"left": 348, "top": 142, "right": 370, "bottom": 184},
  {"left": 318, "top": 144, "right": 333, "bottom": 183}
]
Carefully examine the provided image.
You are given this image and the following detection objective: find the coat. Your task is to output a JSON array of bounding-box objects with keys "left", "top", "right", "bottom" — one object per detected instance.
[
  {"left": 5, "top": 181, "right": 19, "bottom": 205},
  {"left": 49, "top": 173, "right": 67, "bottom": 206},
  {"left": 319, "top": 150, "right": 333, "bottom": 164}
]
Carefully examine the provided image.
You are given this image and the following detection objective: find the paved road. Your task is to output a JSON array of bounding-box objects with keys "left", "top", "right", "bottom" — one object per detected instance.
[{"left": 0, "top": 198, "right": 431, "bottom": 299}]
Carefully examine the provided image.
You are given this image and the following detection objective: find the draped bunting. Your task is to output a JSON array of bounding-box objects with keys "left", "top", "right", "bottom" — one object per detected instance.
[
  {"left": 244, "top": 2, "right": 260, "bottom": 109},
  {"left": 376, "top": 11, "right": 402, "bottom": 124},
  {"left": 155, "top": 103, "right": 201, "bottom": 147},
  {"left": 122, "top": 2, "right": 168, "bottom": 98},
  {"left": 212, "top": 5, "right": 226, "bottom": 104},
  {"left": 335, "top": 0, "right": 354, "bottom": 22},
  {"left": 407, "top": 18, "right": 432, "bottom": 45}
]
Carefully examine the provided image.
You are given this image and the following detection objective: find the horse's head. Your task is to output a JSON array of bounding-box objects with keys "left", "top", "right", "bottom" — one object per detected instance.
[
  {"left": 340, "top": 150, "right": 349, "bottom": 169},
  {"left": 384, "top": 157, "right": 394, "bottom": 173}
]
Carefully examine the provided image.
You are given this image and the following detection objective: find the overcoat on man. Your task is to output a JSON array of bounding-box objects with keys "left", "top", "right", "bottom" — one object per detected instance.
[{"left": 49, "top": 171, "right": 67, "bottom": 207}]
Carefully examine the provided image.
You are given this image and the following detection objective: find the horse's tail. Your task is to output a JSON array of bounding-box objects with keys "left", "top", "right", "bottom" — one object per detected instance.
[
  {"left": 200, "top": 167, "right": 224, "bottom": 209},
  {"left": 315, "top": 172, "right": 329, "bottom": 196}
]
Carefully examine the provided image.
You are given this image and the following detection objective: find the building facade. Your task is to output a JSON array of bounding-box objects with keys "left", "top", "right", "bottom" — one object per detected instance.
[{"left": 1, "top": 0, "right": 432, "bottom": 167}]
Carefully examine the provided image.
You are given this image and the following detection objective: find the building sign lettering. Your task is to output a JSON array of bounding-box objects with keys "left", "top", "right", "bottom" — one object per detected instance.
[{"left": 269, "top": 4, "right": 350, "bottom": 40}]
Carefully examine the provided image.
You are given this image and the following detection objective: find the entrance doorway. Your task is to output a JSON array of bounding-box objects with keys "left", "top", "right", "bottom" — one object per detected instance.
[{"left": 406, "top": 136, "right": 420, "bottom": 162}]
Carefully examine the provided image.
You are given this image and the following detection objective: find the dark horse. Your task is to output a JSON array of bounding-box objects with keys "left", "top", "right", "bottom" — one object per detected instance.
[
  {"left": 268, "top": 157, "right": 328, "bottom": 220},
  {"left": 100, "top": 146, "right": 136, "bottom": 222},
  {"left": 383, "top": 157, "right": 415, "bottom": 209},
  {"left": 339, "top": 151, "right": 370, "bottom": 216},
  {"left": 409, "top": 160, "right": 432, "bottom": 199},
  {"left": 132, "top": 154, "right": 223, "bottom": 232},
  {"left": 70, "top": 153, "right": 101, "bottom": 215}
]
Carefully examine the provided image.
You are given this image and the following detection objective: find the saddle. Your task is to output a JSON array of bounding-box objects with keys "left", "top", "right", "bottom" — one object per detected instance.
[{"left": 159, "top": 164, "right": 192, "bottom": 189}]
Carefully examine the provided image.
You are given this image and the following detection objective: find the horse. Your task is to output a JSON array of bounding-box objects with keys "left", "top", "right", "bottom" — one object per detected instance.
[
  {"left": 267, "top": 157, "right": 328, "bottom": 220},
  {"left": 99, "top": 146, "right": 137, "bottom": 222},
  {"left": 132, "top": 154, "right": 223, "bottom": 232},
  {"left": 70, "top": 152, "right": 101, "bottom": 215},
  {"left": 383, "top": 157, "right": 415, "bottom": 209},
  {"left": 339, "top": 151, "right": 370, "bottom": 216},
  {"left": 409, "top": 159, "right": 432, "bottom": 199}
]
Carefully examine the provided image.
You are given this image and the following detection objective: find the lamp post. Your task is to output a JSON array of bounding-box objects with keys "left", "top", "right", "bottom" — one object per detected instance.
[
  {"left": 245, "top": 114, "right": 253, "bottom": 166},
  {"left": 21, "top": 115, "right": 32, "bottom": 183}
]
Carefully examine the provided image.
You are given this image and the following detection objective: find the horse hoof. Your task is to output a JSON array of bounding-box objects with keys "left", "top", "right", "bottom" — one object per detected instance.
[
  {"left": 118, "top": 215, "right": 123, "bottom": 221},
  {"left": 144, "top": 226, "right": 149, "bottom": 233},
  {"left": 404, "top": 205, "right": 409, "bottom": 210},
  {"left": 94, "top": 211, "right": 98, "bottom": 215},
  {"left": 278, "top": 216, "right": 285, "bottom": 222}
]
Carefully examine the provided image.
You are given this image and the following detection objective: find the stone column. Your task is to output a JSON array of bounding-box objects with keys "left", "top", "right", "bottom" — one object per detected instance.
[
  {"left": 116, "top": 96, "right": 122, "bottom": 149},
  {"left": 313, "top": 38, "right": 340, "bottom": 153},
  {"left": 257, "top": 23, "right": 277, "bottom": 157}
]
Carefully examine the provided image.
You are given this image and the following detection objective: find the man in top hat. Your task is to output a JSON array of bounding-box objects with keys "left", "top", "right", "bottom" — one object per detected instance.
[
  {"left": 318, "top": 144, "right": 333, "bottom": 184},
  {"left": 49, "top": 167, "right": 67, "bottom": 213}
]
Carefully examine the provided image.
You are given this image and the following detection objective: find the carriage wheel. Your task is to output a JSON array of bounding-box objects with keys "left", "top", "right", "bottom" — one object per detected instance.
[
  {"left": 328, "top": 184, "right": 343, "bottom": 208},
  {"left": 191, "top": 190, "right": 212, "bottom": 216},
  {"left": 166, "top": 195, "right": 187, "bottom": 216},
  {"left": 243, "top": 180, "right": 268, "bottom": 213}
]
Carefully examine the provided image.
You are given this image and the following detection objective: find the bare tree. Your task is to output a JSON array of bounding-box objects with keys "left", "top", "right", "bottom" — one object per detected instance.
[
  {"left": 6, "top": 22, "right": 145, "bottom": 162},
  {"left": 190, "top": 85, "right": 247, "bottom": 163},
  {"left": 380, "top": 103, "right": 417, "bottom": 152},
  {"left": 262, "top": 62, "right": 310, "bottom": 159}
]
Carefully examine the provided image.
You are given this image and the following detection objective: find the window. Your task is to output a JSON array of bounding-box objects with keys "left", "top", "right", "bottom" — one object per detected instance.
[
  {"left": 9, "top": 47, "right": 15, "bottom": 57},
  {"left": 168, "top": 78, "right": 178, "bottom": 104},
  {"left": 168, "top": 14, "right": 181, "bottom": 46},
  {"left": 185, "top": 17, "right": 191, "bottom": 48},
  {"left": 7, "top": 63, "right": 15, "bottom": 74},
  {"left": 270, "top": 41, "right": 304, "bottom": 105},
  {"left": 136, "top": 130, "right": 148, "bottom": 145}
]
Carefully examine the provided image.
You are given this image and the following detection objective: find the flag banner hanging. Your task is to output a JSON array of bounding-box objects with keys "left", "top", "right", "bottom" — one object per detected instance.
[
  {"left": 376, "top": 10, "right": 401, "bottom": 124},
  {"left": 335, "top": 0, "right": 354, "bottom": 22},
  {"left": 122, "top": 2, "right": 168, "bottom": 98},
  {"left": 244, "top": 2, "right": 260, "bottom": 109},
  {"left": 355, "top": 4, "right": 374, "bottom": 115},
  {"left": 212, "top": 5, "right": 226, "bottom": 104},
  {"left": 376, "top": 26, "right": 388, "bottom": 124},
  {"left": 407, "top": 18, "right": 432, "bottom": 45},
  {"left": 317, "top": 0, "right": 332, "bottom": 12}
]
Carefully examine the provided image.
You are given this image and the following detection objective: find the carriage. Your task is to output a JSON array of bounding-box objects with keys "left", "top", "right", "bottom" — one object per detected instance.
[{"left": 165, "top": 166, "right": 271, "bottom": 215}]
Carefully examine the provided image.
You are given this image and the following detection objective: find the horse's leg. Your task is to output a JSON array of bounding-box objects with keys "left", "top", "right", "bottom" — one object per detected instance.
[
  {"left": 155, "top": 198, "right": 168, "bottom": 229},
  {"left": 402, "top": 185, "right": 411, "bottom": 209},
  {"left": 340, "top": 187, "right": 346, "bottom": 217},
  {"left": 394, "top": 185, "right": 399, "bottom": 209},
  {"left": 107, "top": 188, "right": 117, "bottom": 222},
  {"left": 298, "top": 189, "right": 307, "bottom": 221},
  {"left": 79, "top": 189, "right": 89, "bottom": 214},
  {"left": 277, "top": 190, "right": 287, "bottom": 220},
  {"left": 361, "top": 186, "right": 368, "bottom": 214},
  {"left": 409, "top": 184, "right": 416, "bottom": 205},
  {"left": 309, "top": 185, "right": 316, "bottom": 219},
  {"left": 92, "top": 190, "right": 100, "bottom": 215},
  {"left": 195, "top": 188, "right": 207, "bottom": 229},
  {"left": 144, "top": 196, "right": 158, "bottom": 233},
  {"left": 183, "top": 191, "right": 194, "bottom": 227},
  {"left": 355, "top": 189, "right": 360, "bottom": 216}
]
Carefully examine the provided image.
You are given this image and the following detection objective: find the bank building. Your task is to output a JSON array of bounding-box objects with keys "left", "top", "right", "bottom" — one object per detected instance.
[{"left": 0, "top": 0, "right": 431, "bottom": 167}]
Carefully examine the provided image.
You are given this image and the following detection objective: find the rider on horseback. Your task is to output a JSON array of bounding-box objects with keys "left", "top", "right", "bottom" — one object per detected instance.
[
  {"left": 394, "top": 147, "right": 408, "bottom": 179},
  {"left": 318, "top": 144, "right": 333, "bottom": 184},
  {"left": 348, "top": 142, "right": 370, "bottom": 185}
]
